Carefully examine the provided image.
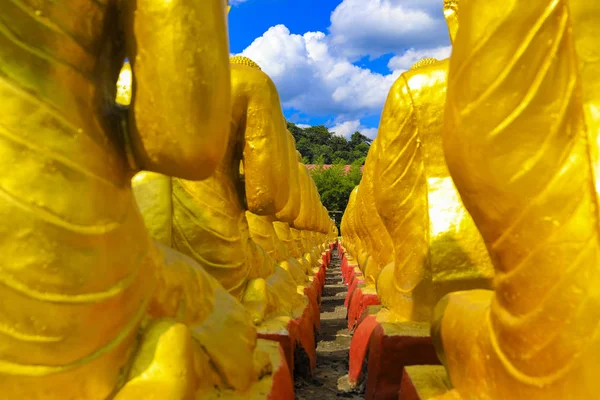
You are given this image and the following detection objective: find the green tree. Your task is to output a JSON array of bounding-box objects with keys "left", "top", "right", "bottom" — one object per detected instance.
[
  {"left": 309, "top": 157, "right": 363, "bottom": 229},
  {"left": 285, "top": 122, "right": 372, "bottom": 165}
]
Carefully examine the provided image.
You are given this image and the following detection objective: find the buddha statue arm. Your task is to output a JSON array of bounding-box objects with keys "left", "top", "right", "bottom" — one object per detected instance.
[
  {"left": 231, "top": 64, "right": 291, "bottom": 215},
  {"left": 122, "top": 0, "right": 230, "bottom": 180},
  {"left": 435, "top": 0, "right": 600, "bottom": 397}
]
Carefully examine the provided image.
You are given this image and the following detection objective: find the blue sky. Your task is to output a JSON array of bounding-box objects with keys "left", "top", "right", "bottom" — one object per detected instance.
[{"left": 229, "top": 0, "right": 451, "bottom": 139}]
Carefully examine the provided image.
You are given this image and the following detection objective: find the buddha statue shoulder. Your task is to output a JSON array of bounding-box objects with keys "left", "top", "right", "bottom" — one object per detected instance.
[
  {"left": 0, "top": 0, "right": 276, "bottom": 398},
  {"left": 433, "top": 0, "right": 600, "bottom": 398},
  {"left": 372, "top": 0, "right": 493, "bottom": 322}
]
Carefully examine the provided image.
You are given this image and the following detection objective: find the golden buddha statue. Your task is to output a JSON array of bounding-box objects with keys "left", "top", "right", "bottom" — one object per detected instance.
[
  {"left": 341, "top": 186, "right": 370, "bottom": 270},
  {"left": 291, "top": 162, "right": 327, "bottom": 270},
  {"left": 432, "top": 0, "right": 600, "bottom": 398},
  {"left": 352, "top": 139, "right": 395, "bottom": 286},
  {"left": 246, "top": 131, "right": 310, "bottom": 286},
  {"left": 0, "top": 0, "right": 290, "bottom": 398},
  {"left": 132, "top": 52, "right": 311, "bottom": 328},
  {"left": 340, "top": 186, "right": 356, "bottom": 258},
  {"left": 273, "top": 153, "right": 316, "bottom": 274},
  {"left": 370, "top": 0, "right": 494, "bottom": 323}
]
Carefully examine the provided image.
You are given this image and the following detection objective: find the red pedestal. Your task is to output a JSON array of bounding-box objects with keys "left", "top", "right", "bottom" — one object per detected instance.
[
  {"left": 344, "top": 270, "right": 365, "bottom": 308},
  {"left": 346, "top": 285, "right": 380, "bottom": 330},
  {"left": 304, "top": 280, "right": 321, "bottom": 330},
  {"left": 341, "top": 254, "right": 349, "bottom": 280},
  {"left": 343, "top": 264, "right": 363, "bottom": 288},
  {"left": 268, "top": 347, "right": 295, "bottom": 400},
  {"left": 261, "top": 340, "right": 296, "bottom": 400},
  {"left": 321, "top": 251, "right": 331, "bottom": 268},
  {"left": 347, "top": 315, "right": 441, "bottom": 400},
  {"left": 257, "top": 300, "right": 318, "bottom": 378},
  {"left": 317, "top": 262, "right": 327, "bottom": 294}
]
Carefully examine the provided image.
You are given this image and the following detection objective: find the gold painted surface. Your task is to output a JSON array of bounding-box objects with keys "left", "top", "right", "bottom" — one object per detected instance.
[
  {"left": 411, "top": 58, "right": 439, "bottom": 70},
  {"left": 133, "top": 58, "right": 287, "bottom": 297},
  {"left": 373, "top": 58, "right": 493, "bottom": 322},
  {"left": 275, "top": 132, "right": 302, "bottom": 224},
  {"left": 353, "top": 139, "right": 394, "bottom": 286},
  {"left": 273, "top": 221, "right": 301, "bottom": 258},
  {"left": 0, "top": 0, "right": 286, "bottom": 397},
  {"left": 132, "top": 55, "right": 330, "bottom": 330},
  {"left": 123, "top": 0, "right": 231, "bottom": 181},
  {"left": 434, "top": 0, "right": 600, "bottom": 398},
  {"left": 230, "top": 55, "right": 262, "bottom": 71},
  {"left": 247, "top": 212, "right": 307, "bottom": 285},
  {"left": 340, "top": 186, "right": 363, "bottom": 262},
  {"left": 231, "top": 61, "right": 291, "bottom": 216},
  {"left": 340, "top": 1, "right": 494, "bottom": 323}
]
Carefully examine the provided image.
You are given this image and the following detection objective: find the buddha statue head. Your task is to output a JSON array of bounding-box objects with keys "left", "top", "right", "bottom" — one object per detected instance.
[
  {"left": 230, "top": 55, "right": 263, "bottom": 71},
  {"left": 410, "top": 58, "right": 439, "bottom": 70},
  {"left": 443, "top": 0, "right": 459, "bottom": 43}
]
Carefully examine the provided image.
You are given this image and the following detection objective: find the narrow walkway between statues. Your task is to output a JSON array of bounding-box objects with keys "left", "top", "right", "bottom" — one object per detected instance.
[{"left": 295, "top": 250, "right": 363, "bottom": 399}]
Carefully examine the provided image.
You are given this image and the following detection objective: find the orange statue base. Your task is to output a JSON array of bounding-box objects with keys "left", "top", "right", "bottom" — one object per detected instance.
[
  {"left": 257, "top": 302, "right": 317, "bottom": 378},
  {"left": 345, "top": 314, "right": 440, "bottom": 400},
  {"left": 202, "top": 339, "right": 295, "bottom": 400},
  {"left": 346, "top": 284, "right": 380, "bottom": 330},
  {"left": 255, "top": 248, "right": 332, "bottom": 378}
]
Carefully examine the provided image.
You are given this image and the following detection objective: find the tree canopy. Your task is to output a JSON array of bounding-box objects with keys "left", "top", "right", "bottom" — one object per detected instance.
[
  {"left": 287, "top": 122, "right": 372, "bottom": 165},
  {"left": 309, "top": 158, "right": 363, "bottom": 212}
]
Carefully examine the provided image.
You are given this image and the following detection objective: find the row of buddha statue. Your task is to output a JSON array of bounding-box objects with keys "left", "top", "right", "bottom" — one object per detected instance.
[
  {"left": 340, "top": 0, "right": 599, "bottom": 398},
  {"left": 0, "top": 0, "right": 337, "bottom": 399}
]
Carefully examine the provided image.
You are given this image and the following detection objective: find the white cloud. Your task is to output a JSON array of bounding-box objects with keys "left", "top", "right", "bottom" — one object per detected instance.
[
  {"left": 240, "top": 25, "right": 401, "bottom": 120},
  {"left": 387, "top": 46, "right": 452, "bottom": 70},
  {"left": 236, "top": 0, "right": 452, "bottom": 138},
  {"left": 329, "top": 0, "right": 449, "bottom": 60},
  {"left": 296, "top": 124, "right": 311, "bottom": 129},
  {"left": 229, "top": 0, "right": 248, "bottom": 5},
  {"left": 330, "top": 120, "right": 378, "bottom": 140}
]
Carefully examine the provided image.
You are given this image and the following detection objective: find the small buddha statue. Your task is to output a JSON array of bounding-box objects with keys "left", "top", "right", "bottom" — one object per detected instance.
[
  {"left": 432, "top": 0, "right": 600, "bottom": 398},
  {"left": 0, "top": 0, "right": 278, "bottom": 398},
  {"left": 293, "top": 169, "right": 329, "bottom": 270},
  {"left": 352, "top": 139, "right": 395, "bottom": 286},
  {"left": 341, "top": 186, "right": 369, "bottom": 268},
  {"left": 273, "top": 152, "right": 318, "bottom": 275},
  {"left": 369, "top": 0, "right": 494, "bottom": 323}
]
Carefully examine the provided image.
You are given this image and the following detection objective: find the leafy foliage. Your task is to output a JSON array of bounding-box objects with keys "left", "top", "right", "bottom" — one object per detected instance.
[
  {"left": 287, "top": 122, "right": 372, "bottom": 164},
  {"left": 309, "top": 157, "right": 364, "bottom": 229}
]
